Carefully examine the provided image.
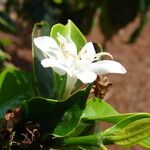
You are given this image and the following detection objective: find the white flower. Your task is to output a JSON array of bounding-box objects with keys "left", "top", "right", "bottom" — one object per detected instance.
[{"left": 34, "top": 33, "right": 126, "bottom": 98}]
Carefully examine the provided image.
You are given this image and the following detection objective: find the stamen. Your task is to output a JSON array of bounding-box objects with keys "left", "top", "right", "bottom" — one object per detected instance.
[{"left": 95, "top": 52, "right": 113, "bottom": 60}]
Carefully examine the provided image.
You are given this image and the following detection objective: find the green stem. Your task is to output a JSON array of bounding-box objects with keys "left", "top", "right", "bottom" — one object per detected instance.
[
  {"left": 62, "top": 76, "right": 76, "bottom": 99},
  {"left": 63, "top": 134, "right": 101, "bottom": 147}
]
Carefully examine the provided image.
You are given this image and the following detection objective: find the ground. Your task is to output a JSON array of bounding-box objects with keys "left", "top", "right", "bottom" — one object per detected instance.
[
  {"left": 87, "top": 16, "right": 150, "bottom": 150},
  {"left": 1, "top": 16, "right": 150, "bottom": 150},
  {"left": 87, "top": 16, "right": 150, "bottom": 113}
]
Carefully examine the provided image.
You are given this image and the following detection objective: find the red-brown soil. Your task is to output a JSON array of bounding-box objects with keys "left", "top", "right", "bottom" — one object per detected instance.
[
  {"left": 87, "top": 16, "right": 150, "bottom": 150},
  {"left": 87, "top": 17, "right": 150, "bottom": 113}
]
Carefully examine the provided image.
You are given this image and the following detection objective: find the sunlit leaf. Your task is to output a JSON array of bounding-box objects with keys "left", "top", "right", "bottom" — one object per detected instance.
[
  {"left": 82, "top": 98, "right": 150, "bottom": 126},
  {"left": 139, "top": 137, "right": 150, "bottom": 149},
  {"left": 82, "top": 97, "right": 119, "bottom": 121},
  {"left": 104, "top": 118, "right": 150, "bottom": 147},
  {"left": 50, "top": 20, "right": 87, "bottom": 52}
]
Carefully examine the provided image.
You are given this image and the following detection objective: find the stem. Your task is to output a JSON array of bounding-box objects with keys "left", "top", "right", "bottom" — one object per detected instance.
[
  {"left": 62, "top": 76, "right": 76, "bottom": 99},
  {"left": 63, "top": 134, "right": 101, "bottom": 147}
]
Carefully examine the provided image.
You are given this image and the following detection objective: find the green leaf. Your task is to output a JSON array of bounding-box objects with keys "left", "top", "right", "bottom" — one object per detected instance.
[
  {"left": 82, "top": 98, "right": 150, "bottom": 125},
  {"left": 23, "top": 85, "right": 91, "bottom": 135},
  {"left": 82, "top": 97, "right": 119, "bottom": 120},
  {"left": 0, "top": 12, "right": 17, "bottom": 34},
  {"left": 32, "top": 21, "right": 67, "bottom": 99},
  {"left": 102, "top": 113, "right": 150, "bottom": 147},
  {"left": 103, "top": 113, "right": 150, "bottom": 136},
  {"left": 82, "top": 97, "right": 122, "bottom": 123},
  {"left": 53, "top": 102, "right": 85, "bottom": 137},
  {"left": 0, "top": 67, "right": 37, "bottom": 118},
  {"left": 64, "top": 121, "right": 92, "bottom": 137},
  {"left": 104, "top": 118, "right": 150, "bottom": 147},
  {"left": 0, "top": 49, "right": 11, "bottom": 62},
  {"left": 82, "top": 98, "right": 150, "bottom": 148},
  {"left": 50, "top": 20, "right": 87, "bottom": 52},
  {"left": 139, "top": 137, "right": 150, "bottom": 149},
  {"left": 53, "top": 90, "right": 91, "bottom": 137},
  {"left": 32, "top": 21, "right": 55, "bottom": 98}
]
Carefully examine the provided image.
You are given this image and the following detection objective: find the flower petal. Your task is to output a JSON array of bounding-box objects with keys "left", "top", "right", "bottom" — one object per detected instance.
[
  {"left": 41, "top": 58, "right": 72, "bottom": 76},
  {"left": 77, "top": 70, "right": 97, "bottom": 83},
  {"left": 34, "top": 36, "right": 59, "bottom": 53},
  {"left": 53, "top": 67, "right": 67, "bottom": 76},
  {"left": 57, "top": 33, "right": 77, "bottom": 56},
  {"left": 85, "top": 60, "right": 127, "bottom": 75},
  {"left": 79, "top": 42, "right": 96, "bottom": 61},
  {"left": 41, "top": 58, "right": 54, "bottom": 68}
]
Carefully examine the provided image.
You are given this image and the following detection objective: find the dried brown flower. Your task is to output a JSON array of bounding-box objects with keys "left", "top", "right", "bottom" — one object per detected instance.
[
  {"left": 5, "top": 108, "right": 23, "bottom": 132},
  {"left": 91, "top": 75, "right": 113, "bottom": 99}
]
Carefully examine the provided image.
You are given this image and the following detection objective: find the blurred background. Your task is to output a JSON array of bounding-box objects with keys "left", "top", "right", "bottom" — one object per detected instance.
[{"left": 0, "top": 0, "right": 150, "bottom": 149}]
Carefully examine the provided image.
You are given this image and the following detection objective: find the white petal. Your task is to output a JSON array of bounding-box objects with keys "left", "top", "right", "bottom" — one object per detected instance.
[
  {"left": 79, "top": 42, "right": 96, "bottom": 60},
  {"left": 53, "top": 67, "right": 67, "bottom": 75},
  {"left": 57, "top": 33, "right": 77, "bottom": 56},
  {"left": 66, "top": 36, "right": 77, "bottom": 56},
  {"left": 34, "top": 36, "right": 59, "bottom": 53},
  {"left": 41, "top": 58, "right": 54, "bottom": 68},
  {"left": 77, "top": 70, "right": 97, "bottom": 83},
  {"left": 41, "top": 58, "right": 72, "bottom": 76},
  {"left": 86, "top": 60, "right": 127, "bottom": 75}
]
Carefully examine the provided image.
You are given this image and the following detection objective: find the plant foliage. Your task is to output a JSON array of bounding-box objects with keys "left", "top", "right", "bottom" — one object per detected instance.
[{"left": 0, "top": 20, "right": 150, "bottom": 150}]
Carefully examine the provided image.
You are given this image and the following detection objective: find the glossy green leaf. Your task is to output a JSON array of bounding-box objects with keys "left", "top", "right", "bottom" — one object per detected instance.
[
  {"left": 32, "top": 21, "right": 55, "bottom": 98},
  {"left": 0, "top": 67, "right": 37, "bottom": 118},
  {"left": 139, "top": 137, "right": 150, "bottom": 149},
  {"left": 23, "top": 85, "right": 91, "bottom": 134},
  {"left": 82, "top": 97, "right": 133, "bottom": 124},
  {"left": 53, "top": 86, "right": 91, "bottom": 137},
  {"left": 103, "top": 113, "right": 150, "bottom": 136},
  {"left": 53, "top": 101, "right": 85, "bottom": 137},
  {"left": 102, "top": 113, "right": 150, "bottom": 148},
  {"left": 82, "top": 98, "right": 150, "bottom": 125},
  {"left": 32, "top": 21, "right": 67, "bottom": 99},
  {"left": 82, "top": 97, "right": 119, "bottom": 121},
  {"left": 82, "top": 97, "right": 150, "bottom": 148},
  {"left": 52, "top": 84, "right": 92, "bottom": 136},
  {"left": 105, "top": 118, "right": 150, "bottom": 147},
  {"left": 50, "top": 20, "right": 87, "bottom": 52}
]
